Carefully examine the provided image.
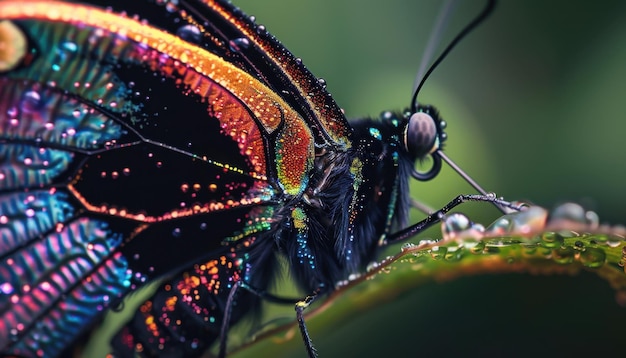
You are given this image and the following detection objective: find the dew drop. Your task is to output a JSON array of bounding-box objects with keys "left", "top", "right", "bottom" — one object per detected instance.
[
  {"left": 6, "top": 107, "right": 18, "bottom": 117},
  {"left": 540, "top": 232, "right": 564, "bottom": 248},
  {"left": 549, "top": 202, "right": 587, "bottom": 225},
  {"left": 552, "top": 246, "right": 575, "bottom": 264},
  {"left": 366, "top": 261, "right": 379, "bottom": 272},
  {"left": 400, "top": 242, "right": 416, "bottom": 253},
  {"left": 585, "top": 210, "right": 600, "bottom": 228},
  {"left": 176, "top": 24, "right": 202, "bottom": 44},
  {"left": 165, "top": 2, "right": 178, "bottom": 12},
  {"left": 430, "top": 246, "right": 447, "bottom": 260},
  {"left": 21, "top": 91, "right": 41, "bottom": 112},
  {"left": 580, "top": 247, "right": 606, "bottom": 268},
  {"left": 607, "top": 237, "right": 622, "bottom": 248},
  {"left": 229, "top": 38, "right": 250, "bottom": 52},
  {"left": 62, "top": 41, "right": 77, "bottom": 52},
  {"left": 444, "top": 213, "right": 471, "bottom": 231},
  {"left": 442, "top": 213, "right": 485, "bottom": 240},
  {"left": 445, "top": 248, "right": 464, "bottom": 261},
  {"left": 469, "top": 241, "right": 486, "bottom": 254},
  {"left": 0, "top": 283, "right": 14, "bottom": 294}
]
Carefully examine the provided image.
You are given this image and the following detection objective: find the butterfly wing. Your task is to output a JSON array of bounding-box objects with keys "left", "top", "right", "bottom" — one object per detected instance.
[{"left": 0, "top": 1, "right": 350, "bottom": 356}]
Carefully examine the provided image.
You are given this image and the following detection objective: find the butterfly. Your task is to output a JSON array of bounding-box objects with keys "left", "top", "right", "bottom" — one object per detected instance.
[{"left": 2, "top": 1, "right": 622, "bottom": 358}]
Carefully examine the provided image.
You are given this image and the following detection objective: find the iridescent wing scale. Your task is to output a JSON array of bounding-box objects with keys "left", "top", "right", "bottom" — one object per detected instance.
[{"left": 0, "top": 0, "right": 351, "bottom": 356}]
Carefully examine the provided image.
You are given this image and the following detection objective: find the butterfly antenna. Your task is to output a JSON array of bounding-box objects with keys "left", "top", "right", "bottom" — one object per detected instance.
[
  {"left": 411, "top": 0, "right": 496, "bottom": 112},
  {"left": 412, "top": 0, "right": 457, "bottom": 98},
  {"left": 410, "top": 0, "right": 509, "bottom": 214}
]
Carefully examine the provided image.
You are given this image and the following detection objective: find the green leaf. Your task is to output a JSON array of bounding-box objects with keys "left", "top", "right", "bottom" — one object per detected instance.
[{"left": 229, "top": 203, "right": 626, "bottom": 358}]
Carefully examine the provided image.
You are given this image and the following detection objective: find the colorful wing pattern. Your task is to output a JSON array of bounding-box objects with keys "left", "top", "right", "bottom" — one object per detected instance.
[{"left": 0, "top": 0, "right": 352, "bottom": 356}]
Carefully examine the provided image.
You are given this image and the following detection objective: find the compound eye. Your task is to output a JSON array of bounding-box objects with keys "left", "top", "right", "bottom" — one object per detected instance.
[
  {"left": 404, "top": 112, "right": 444, "bottom": 181},
  {"left": 404, "top": 112, "right": 439, "bottom": 158}
]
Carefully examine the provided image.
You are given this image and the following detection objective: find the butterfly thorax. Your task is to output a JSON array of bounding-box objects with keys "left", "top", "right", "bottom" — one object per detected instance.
[{"left": 276, "top": 112, "right": 415, "bottom": 293}]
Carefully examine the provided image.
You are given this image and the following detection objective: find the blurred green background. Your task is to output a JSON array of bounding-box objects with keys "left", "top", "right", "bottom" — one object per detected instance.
[{"left": 226, "top": 1, "right": 626, "bottom": 357}]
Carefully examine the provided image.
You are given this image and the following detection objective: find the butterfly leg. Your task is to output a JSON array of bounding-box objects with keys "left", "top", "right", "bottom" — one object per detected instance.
[
  {"left": 384, "top": 193, "right": 523, "bottom": 245},
  {"left": 295, "top": 293, "right": 319, "bottom": 358},
  {"left": 219, "top": 280, "right": 321, "bottom": 358},
  {"left": 219, "top": 280, "right": 242, "bottom": 358}
]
